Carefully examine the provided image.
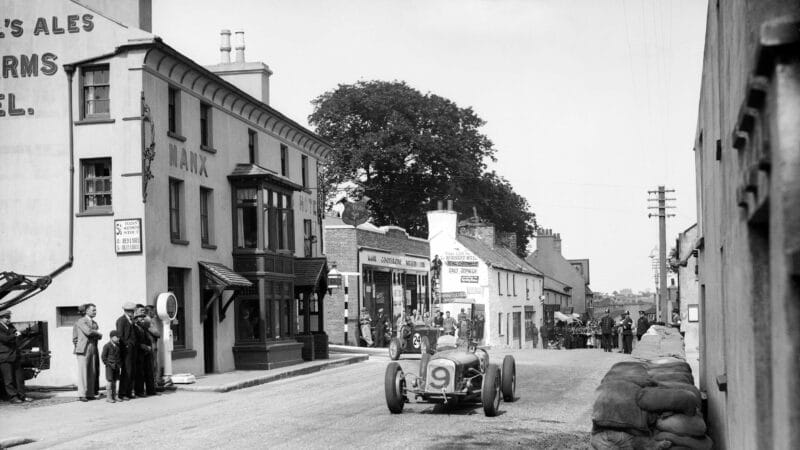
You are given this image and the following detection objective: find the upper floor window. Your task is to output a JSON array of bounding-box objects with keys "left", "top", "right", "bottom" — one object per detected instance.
[
  {"left": 512, "top": 274, "right": 516, "bottom": 296},
  {"left": 200, "top": 187, "right": 214, "bottom": 246},
  {"left": 280, "top": 144, "right": 288, "bottom": 176},
  {"left": 264, "top": 189, "right": 293, "bottom": 252},
  {"left": 236, "top": 188, "right": 258, "bottom": 249},
  {"left": 168, "top": 86, "right": 181, "bottom": 135},
  {"left": 497, "top": 272, "right": 502, "bottom": 295},
  {"left": 82, "top": 66, "right": 109, "bottom": 118},
  {"left": 80, "top": 158, "right": 111, "bottom": 212},
  {"left": 200, "top": 103, "right": 212, "bottom": 148},
  {"left": 248, "top": 129, "right": 257, "bottom": 164},
  {"left": 301, "top": 155, "right": 308, "bottom": 188},
  {"left": 303, "top": 219, "right": 313, "bottom": 257},
  {"left": 169, "top": 178, "right": 185, "bottom": 242}
]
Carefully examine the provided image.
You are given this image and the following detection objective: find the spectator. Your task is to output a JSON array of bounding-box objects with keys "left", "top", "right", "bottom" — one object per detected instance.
[
  {"left": 115, "top": 302, "right": 137, "bottom": 401},
  {"left": 636, "top": 311, "right": 650, "bottom": 341},
  {"left": 433, "top": 311, "right": 444, "bottom": 328},
  {"left": 133, "top": 312, "right": 156, "bottom": 397},
  {"left": 442, "top": 311, "right": 457, "bottom": 336},
  {"left": 73, "top": 303, "right": 102, "bottom": 401},
  {"left": 621, "top": 311, "right": 634, "bottom": 354},
  {"left": 359, "top": 307, "right": 373, "bottom": 347},
  {"left": 0, "top": 310, "right": 32, "bottom": 403},
  {"left": 101, "top": 330, "right": 122, "bottom": 403},
  {"left": 374, "top": 308, "right": 388, "bottom": 348},
  {"left": 144, "top": 305, "right": 161, "bottom": 391}
]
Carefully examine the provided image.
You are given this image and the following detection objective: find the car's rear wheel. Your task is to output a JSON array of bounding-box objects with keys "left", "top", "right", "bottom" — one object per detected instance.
[
  {"left": 385, "top": 362, "right": 406, "bottom": 414},
  {"left": 389, "top": 338, "right": 402, "bottom": 360},
  {"left": 502, "top": 355, "right": 516, "bottom": 402},
  {"left": 482, "top": 364, "right": 501, "bottom": 417},
  {"left": 420, "top": 336, "right": 431, "bottom": 355}
]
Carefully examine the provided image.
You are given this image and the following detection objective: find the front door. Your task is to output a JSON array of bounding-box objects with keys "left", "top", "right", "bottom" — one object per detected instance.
[
  {"left": 203, "top": 290, "right": 215, "bottom": 373},
  {"left": 513, "top": 312, "right": 522, "bottom": 349}
]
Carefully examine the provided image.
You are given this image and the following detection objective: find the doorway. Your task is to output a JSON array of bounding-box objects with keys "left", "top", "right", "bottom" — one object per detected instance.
[
  {"left": 513, "top": 312, "right": 522, "bottom": 349},
  {"left": 203, "top": 289, "right": 215, "bottom": 374}
]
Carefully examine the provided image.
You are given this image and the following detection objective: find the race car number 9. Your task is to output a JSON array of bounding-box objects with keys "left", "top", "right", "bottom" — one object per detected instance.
[{"left": 429, "top": 366, "right": 451, "bottom": 389}]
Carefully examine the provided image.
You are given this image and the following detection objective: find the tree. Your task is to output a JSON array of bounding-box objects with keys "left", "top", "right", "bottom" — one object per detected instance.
[{"left": 310, "top": 80, "right": 536, "bottom": 249}]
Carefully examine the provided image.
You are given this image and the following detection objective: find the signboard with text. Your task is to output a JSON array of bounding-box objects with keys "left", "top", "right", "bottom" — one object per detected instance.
[
  {"left": 360, "top": 250, "right": 428, "bottom": 272},
  {"left": 114, "top": 218, "right": 142, "bottom": 254}
]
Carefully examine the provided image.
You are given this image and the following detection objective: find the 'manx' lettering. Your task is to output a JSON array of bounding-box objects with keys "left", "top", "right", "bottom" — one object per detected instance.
[{"left": 169, "top": 143, "right": 208, "bottom": 177}]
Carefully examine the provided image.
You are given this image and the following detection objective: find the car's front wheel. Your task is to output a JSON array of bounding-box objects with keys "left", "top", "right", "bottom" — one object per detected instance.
[
  {"left": 385, "top": 362, "right": 406, "bottom": 414},
  {"left": 482, "top": 364, "right": 501, "bottom": 417},
  {"left": 502, "top": 355, "right": 516, "bottom": 402},
  {"left": 389, "top": 338, "right": 402, "bottom": 360}
]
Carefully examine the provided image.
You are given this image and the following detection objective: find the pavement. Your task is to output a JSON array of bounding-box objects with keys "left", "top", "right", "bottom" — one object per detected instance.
[{"left": 0, "top": 352, "right": 368, "bottom": 449}]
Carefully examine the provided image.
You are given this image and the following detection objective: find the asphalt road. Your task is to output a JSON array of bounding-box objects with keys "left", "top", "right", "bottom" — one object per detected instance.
[{"left": 3, "top": 348, "right": 630, "bottom": 449}]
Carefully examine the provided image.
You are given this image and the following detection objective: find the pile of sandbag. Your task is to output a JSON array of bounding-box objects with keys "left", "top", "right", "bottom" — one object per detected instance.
[
  {"left": 632, "top": 326, "right": 685, "bottom": 361},
  {"left": 591, "top": 358, "right": 714, "bottom": 450}
]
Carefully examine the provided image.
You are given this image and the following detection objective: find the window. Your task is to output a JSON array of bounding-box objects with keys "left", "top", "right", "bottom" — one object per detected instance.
[
  {"left": 200, "top": 103, "right": 212, "bottom": 148},
  {"left": 512, "top": 274, "right": 516, "bottom": 296},
  {"left": 168, "top": 268, "right": 187, "bottom": 349},
  {"left": 81, "top": 158, "right": 112, "bottom": 212},
  {"left": 280, "top": 144, "right": 288, "bottom": 176},
  {"left": 168, "top": 86, "right": 181, "bottom": 134},
  {"left": 303, "top": 219, "right": 313, "bottom": 257},
  {"left": 498, "top": 313, "right": 503, "bottom": 335},
  {"left": 264, "top": 188, "right": 294, "bottom": 251},
  {"left": 526, "top": 279, "right": 530, "bottom": 300},
  {"left": 56, "top": 306, "right": 82, "bottom": 327},
  {"left": 498, "top": 272, "right": 502, "bottom": 295},
  {"left": 248, "top": 129, "right": 257, "bottom": 164},
  {"left": 200, "top": 187, "right": 213, "bottom": 246},
  {"left": 301, "top": 155, "right": 308, "bottom": 188},
  {"left": 236, "top": 297, "right": 261, "bottom": 341},
  {"left": 169, "top": 178, "right": 184, "bottom": 241},
  {"left": 82, "top": 65, "right": 109, "bottom": 118},
  {"left": 506, "top": 273, "right": 510, "bottom": 294},
  {"left": 236, "top": 188, "right": 258, "bottom": 249}
]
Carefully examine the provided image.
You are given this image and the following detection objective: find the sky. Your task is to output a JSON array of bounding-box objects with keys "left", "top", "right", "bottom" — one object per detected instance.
[{"left": 152, "top": 0, "right": 708, "bottom": 294}]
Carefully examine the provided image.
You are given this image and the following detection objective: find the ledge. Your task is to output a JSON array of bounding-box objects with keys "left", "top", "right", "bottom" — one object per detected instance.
[
  {"left": 171, "top": 238, "right": 190, "bottom": 246},
  {"left": 167, "top": 131, "right": 187, "bottom": 142},
  {"left": 201, "top": 243, "right": 218, "bottom": 250},
  {"left": 200, "top": 144, "right": 217, "bottom": 154},
  {"left": 172, "top": 348, "right": 197, "bottom": 360},
  {"left": 76, "top": 210, "right": 113, "bottom": 217},
  {"left": 74, "top": 118, "right": 115, "bottom": 126}
]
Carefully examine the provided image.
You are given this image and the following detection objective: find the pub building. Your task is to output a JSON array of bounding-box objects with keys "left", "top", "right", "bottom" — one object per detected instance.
[
  {"left": 324, "top": 217, "right": 431, "bottom": 345},
  {"left": 0, "top": 0, "right": 330, "bottom": 385}
]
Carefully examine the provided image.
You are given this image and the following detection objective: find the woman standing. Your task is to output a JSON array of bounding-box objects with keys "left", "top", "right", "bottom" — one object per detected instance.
[{"left": 73, "top": 303, "right": 102, "bottom": 401}]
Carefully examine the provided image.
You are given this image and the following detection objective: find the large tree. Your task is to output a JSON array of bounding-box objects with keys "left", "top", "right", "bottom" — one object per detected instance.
[{"left": 309, "top": 80, "right": 536, "bottom": 253}]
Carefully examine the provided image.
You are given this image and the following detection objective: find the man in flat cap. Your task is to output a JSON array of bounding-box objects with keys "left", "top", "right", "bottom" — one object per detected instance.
[
  {"left": 115, "top": 302, "right": 138, "bottom": 400},
  {"left": 0, "top": 310, "right": 32, "bottom": 403}
]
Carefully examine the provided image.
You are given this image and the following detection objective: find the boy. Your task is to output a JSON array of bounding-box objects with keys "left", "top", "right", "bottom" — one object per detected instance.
[{"left": 101, "top": 330, "right": 122, "bottom": 403}]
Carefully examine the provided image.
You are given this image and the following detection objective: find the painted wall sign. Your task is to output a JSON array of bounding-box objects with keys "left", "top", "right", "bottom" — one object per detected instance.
[
  {"left": 114, "top": 218, "right": 142, "bottom": 254},
  {"left": 296, "top": 192, "right": 318, "bottom": 217},
  {"left": 1, "top": 14, "right": 95, "bottom": 117},
  {"left": 360, "top": 250, "right": 428, "bottom": 272},
  {"left": 169, "top": 143, "right": 208, "bottom": 177}
]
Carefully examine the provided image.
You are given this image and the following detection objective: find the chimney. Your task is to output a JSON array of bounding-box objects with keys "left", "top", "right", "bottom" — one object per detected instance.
[
  {"left": 234, "top": 30, "right": 245, "bottom": 63},
  {"left": 427, "top": 209, "right": 458, "bottom": 240},
  {"left": 220, "top": 30, "right": 232, "bottom": 63},
  {"left": 554, "top": 233, "right": 562, "bottom": 255},
  {"left": 497, "top": 232, "right": 518, "bottom": 254},
  {"left": 206, "top": 29, "right": 273, "bottom": 105}
]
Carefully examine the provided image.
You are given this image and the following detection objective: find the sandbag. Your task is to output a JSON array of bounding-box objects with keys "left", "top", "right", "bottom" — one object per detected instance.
[
  {"left": 648, "top": 371, "right": 694, "bottom": 385},
  {"left": 637, "top": 386, "right": 701, "bottom": 415},
  {"left": 656, "top": 413, "right": 707, "bottom": 437},
  {"left": 590, "top": 429, "right": 671, "bottom": 450},
  {"left": 607, "top": 361, "right": 649, "bottom": 378},
  {"left": 653, "top": 431, "right": 713, "bottom": 450},
  {"left": 602, "top": 373, "right": 657, "bottom": 387},
  {"left": 593, "top": 380, "right": 651, "bottom": 432},
  {"left": 647, "top": 360, "right": 692, "bottom": 373},
  {"left": 656, "top": 381, "right": 702, "bottom": 404}
]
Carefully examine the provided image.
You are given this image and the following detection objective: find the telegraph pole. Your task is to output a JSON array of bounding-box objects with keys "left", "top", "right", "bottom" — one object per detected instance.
[{"left": 648, "top": 186, "right": 675, "bottom": 323}]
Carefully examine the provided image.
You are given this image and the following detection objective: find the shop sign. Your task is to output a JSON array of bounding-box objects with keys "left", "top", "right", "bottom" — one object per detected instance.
[
  {"left": 1, "top": 14, "right": 95, "bottom": 117},
  {"left": 360, "top": 250, "right": 428, "bottom": 272},
  {"left": 460, "top": 276, "right": 479, "bottom": 283},
  {"left": 440, "top": 291, "right": 467, "bottom": 300},
  {"left": 114, "top": 218, "right": 142, "bottom": 253}
]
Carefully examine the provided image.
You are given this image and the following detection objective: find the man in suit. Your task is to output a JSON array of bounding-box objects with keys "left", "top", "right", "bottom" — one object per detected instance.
[
  {"left": 636, "top": 310, "right": 650, "bottom": 341},
  {"left": 133, "top": 312, "right": 156, "bottom": 397},
  {"left": 115, "top": 302, "right": 138, "bottom": 400},
  {"left": 599, "top": 309, "right": 614, "bottom": 353},
  {"left": 621, "top": 311, "right": 634, "bottom": 354},
  {"left": 73, "top": 303, "right": 102, "bottom": 401},
  {"left": 0, "top": 309, "right": 32, "bottom": 403}
]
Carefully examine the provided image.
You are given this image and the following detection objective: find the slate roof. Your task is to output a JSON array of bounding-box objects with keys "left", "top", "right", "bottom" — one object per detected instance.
[
  {"left": 456, "top": 235, "right": 542, "bottom": 276},
  {"left": 294, "top": 257, "right": 328, "bottom": 288},
  {"left": 199, "top": 262, "right": 252, "bottom": 288},
  {"left": 543, "top": 275, "right": 572, "bottom": 295}
]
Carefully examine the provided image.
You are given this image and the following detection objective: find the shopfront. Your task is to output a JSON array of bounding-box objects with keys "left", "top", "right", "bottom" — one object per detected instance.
[{"left": 360, "top": 250, "right": 429, "bottom": 323}]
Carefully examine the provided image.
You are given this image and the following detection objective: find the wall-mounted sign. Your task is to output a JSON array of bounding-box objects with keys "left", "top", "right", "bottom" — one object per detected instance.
[
  {"left": 440, "top": 291, "right": 467, "bottom": 300},
  {"left": 114, "top": 218, "right": 142, "bottom": 254},
  {"left": 688, "top": 304, "right": 699, "bottom": 322},
  {"left": 360, "top": 250, "right": 429, "bottom": 272},
  {"left": 460, "top": 276, "right": 479, "bottom": 283}
]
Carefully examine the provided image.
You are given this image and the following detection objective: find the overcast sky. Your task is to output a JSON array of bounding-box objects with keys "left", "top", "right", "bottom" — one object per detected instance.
[{"left": 152, "top": 0, "right": 708, "bottom": 294}]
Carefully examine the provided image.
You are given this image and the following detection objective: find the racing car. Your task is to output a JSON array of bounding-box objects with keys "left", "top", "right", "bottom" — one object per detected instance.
[
  {"left": 384, "top": 335, "right": 516, "bottom": 416},
  {"left": 388, "top": 324, "right": 441, "bottom": 360}
]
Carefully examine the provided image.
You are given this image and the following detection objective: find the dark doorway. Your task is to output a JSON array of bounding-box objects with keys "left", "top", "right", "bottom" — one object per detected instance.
[{"left": 203, "top": 289, "right": 215, "bottom": 374}]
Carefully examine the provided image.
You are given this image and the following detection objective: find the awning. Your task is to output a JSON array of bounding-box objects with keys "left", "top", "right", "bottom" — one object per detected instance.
[
  {"left": 199, "top": 261, "right": 252, "bottom": 288},
  {"left": 294, "top": 257, "right": 328, "bottom": 289},
  {"left": 199, "top": 262, "right": 252, "bottom": 323}
]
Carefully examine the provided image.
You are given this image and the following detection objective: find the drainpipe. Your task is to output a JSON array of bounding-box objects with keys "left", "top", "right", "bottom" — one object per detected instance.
[{"left": 50, "top": 65, "right": 77, "bottom": 278}]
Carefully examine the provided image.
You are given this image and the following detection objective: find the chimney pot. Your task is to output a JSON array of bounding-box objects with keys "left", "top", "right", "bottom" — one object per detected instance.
[
  {"left": 447, "top": 199, "right": 453, "bottom": 211},
  {"left": 234, "top": 30, "right": 245, "bottom": 63},
  {"left": 220, "top": 29, "right": 231, "bottom": 64},
  {"left": 437, "top": 200, "right": 443, "bottom": 210}
]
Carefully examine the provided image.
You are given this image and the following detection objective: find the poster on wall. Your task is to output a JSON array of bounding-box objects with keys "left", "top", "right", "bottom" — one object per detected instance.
[{"left": 114, "top": 219, "right": 142, "bottom": 254}]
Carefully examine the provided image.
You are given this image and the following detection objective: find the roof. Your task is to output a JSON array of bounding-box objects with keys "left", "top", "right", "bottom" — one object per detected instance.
[
  {"left": 228, "top": 164, "right": 305, "bottom": 191},
  {"left": 199, "top": 262, "right": 252, "bottom": 288},
  {"left": 543, "top": 275, "right": 572, "bottom": 295},
  {"left": 294, "top": 258, "right": 328, "bottom": 288},
  {"left": 456, "top": 235, "right": 542, "bottom": 276}
]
